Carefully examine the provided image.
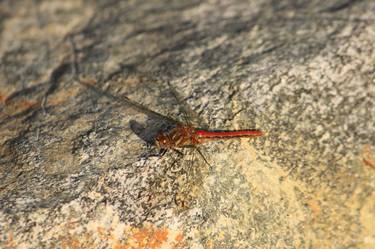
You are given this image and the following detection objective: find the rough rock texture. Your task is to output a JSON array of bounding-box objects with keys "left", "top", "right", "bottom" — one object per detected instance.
[{"left": 1, "top": 0, "right": 375, "bottom": 248}]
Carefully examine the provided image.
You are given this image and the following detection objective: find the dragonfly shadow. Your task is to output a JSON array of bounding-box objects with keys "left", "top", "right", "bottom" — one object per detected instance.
[{"left": 129, "top": 119, "right": 176, "bottom": 146}]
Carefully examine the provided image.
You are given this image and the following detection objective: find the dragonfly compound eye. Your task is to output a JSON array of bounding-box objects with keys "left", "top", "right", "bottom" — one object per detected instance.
[{"left": 155, "top": 134, "right": 170, "bottom": 148}]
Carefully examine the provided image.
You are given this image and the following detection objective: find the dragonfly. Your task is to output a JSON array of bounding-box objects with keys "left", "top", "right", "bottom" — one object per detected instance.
[{"left": 80, "top": 79, "right": 263, "bottom": 165}]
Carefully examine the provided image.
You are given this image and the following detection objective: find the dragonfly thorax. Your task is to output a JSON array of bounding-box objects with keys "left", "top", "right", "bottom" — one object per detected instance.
[{"left": 155, "top": 125, "right": 199, "bottom": 149}]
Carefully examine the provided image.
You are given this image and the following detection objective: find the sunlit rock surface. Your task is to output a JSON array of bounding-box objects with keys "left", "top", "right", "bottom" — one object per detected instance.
[{"left": 0, "top": 0, "right": 374, "bottom": 248}]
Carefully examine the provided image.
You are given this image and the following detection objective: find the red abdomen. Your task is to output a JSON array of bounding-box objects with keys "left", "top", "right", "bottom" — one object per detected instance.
[{"left": 195, "top": 129, "right": 263, "bottom": 139}]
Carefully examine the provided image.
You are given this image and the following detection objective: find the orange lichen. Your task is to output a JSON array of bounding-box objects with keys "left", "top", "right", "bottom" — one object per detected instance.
[
  {"left": 3, "top": 216, "right": 186, "bottom": 248},
  {"left": 2, "top": 231, "right": 15, "bottom": 247},
  {"left": 307, "top": 199, "right": 321, "bottom": 219},
  {"left": 363, "top": 159, "right": 375, "bottom": 170},
  {"left": 113, "top": 242, "right": 128, "bottom": 249},
  {"left": 19, "top": 99, "right": 39, "bottom": 109},
  {"left": 174, "top": 233, "right": 184, "bottom": 243},
  {"left": 79, "top": 76, "right": 97, "bottom": 86},
  {"left": 132, "top": 227, "right": 149, "bottom": 249},
  {"left": 47, "top": 86, "right": 81, "bottom": 106},
  {"left": 61, "top": 237, "right": 80, "bottom": 249},
  {"left": 56, "top": 223, "right": 186, "bottom": 249},
  {"left": 0, "top": 91, "right": 7, "bottom": 103},
  {"left": 170, "top": 233, "right": 186, "bottom": 249},
  {"left": 149, "top": 228, "right": 169, "bottom": 249},
  {"left": 127, "top": 226, "right": 186, "bottom": 249},
  {"left": 361, "top": 145, "right": 375, "bottom": 171},
  {"left": 1, "top": 98, "right": 39, "bottom": 115},
  {"left": 97, "top": 226, "right": 115, "bottom": 241}
]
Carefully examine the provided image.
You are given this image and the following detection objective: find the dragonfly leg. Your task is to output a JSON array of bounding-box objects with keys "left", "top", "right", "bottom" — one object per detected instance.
[
  {"left": 159, "top": 148, "right": 168, "bottom": 157},
  {"left": 195, "top": 147, "right": 212, "bottom": 168},
  {"left": 181, "top": 145, "right": 212, "bottom": 168},
  {"left": 172, "top": 148, "right": 184, "bottom": 157},
  {"left": 141, "top": 146, "right": 167, "bottom": 159}
]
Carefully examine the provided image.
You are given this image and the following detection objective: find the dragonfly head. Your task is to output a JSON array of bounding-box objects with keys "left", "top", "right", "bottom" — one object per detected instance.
[{"left": 155, "top": 133, "right": 172, "bottom": 149}]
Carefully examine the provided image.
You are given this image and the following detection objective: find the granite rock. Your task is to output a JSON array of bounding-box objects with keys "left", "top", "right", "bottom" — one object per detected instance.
[{"left": 0, "top": 0, "right": 374, "bottom": 248}]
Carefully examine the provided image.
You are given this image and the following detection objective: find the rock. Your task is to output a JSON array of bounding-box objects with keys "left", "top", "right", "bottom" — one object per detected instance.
[{"left": 0, "top": 0, "right": 374, "bottom": 248}]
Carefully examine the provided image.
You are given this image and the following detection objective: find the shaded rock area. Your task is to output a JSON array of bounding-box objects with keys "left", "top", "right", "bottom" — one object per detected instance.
[{"left": 0, "top": 0, "right": 374, "bottom": 248}]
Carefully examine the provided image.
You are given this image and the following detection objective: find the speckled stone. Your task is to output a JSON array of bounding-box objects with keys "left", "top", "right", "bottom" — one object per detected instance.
[{"left": 0, "top": 0, "right": 374, "bottom": 248}]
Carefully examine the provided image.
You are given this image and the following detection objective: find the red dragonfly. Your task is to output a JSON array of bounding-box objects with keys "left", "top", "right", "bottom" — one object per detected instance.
[
  {"left": 155, "top": 124, "right": 263, "bottom": 149},
  {"left": 82, "top": 80, "right": 263, "bottom": 162}
]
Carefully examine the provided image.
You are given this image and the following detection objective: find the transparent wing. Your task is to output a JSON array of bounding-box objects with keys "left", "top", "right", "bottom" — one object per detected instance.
[{"left": 165, "top": 81, "right": 209, "bottom": 129}]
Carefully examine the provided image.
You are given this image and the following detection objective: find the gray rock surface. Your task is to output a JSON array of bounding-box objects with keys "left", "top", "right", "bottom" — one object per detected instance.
[{"left": 0, "top": 0, "right": 374, "bottom": 248}]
